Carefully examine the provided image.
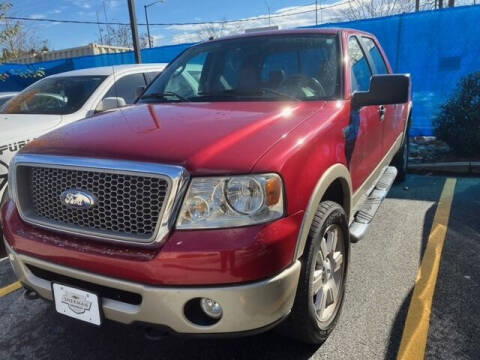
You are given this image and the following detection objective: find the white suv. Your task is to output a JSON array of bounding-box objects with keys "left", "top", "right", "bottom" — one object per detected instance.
[{"left": 0, "top": 64, "right": 167, "bottom": 214}]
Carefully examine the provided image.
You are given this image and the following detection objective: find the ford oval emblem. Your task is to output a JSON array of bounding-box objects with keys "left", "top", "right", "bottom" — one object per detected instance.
[{"left": 60, "top": 189, "right": 96, "bottom": 210}]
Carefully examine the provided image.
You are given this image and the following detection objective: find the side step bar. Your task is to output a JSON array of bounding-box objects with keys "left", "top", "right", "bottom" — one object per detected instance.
[{"left": 350, "top": 166, "right": 398, "bottom": 242}]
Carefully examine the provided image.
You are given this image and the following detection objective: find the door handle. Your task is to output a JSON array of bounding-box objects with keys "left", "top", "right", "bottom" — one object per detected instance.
[{"left": 379, "top": 105, "right": 386, "bottom": 121}]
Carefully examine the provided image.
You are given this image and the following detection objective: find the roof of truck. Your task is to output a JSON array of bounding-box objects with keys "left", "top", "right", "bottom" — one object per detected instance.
[
  {"left": 204, "top": 28, "right": 374, "bottom": 43},
  {"left": 49, "top": 63, "right": 167, "bottom": 78}
]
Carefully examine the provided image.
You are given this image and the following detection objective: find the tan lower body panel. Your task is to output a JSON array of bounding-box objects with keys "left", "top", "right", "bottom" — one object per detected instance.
[{"left": 5, "top": 240, "right": 301, "bottom": 334}]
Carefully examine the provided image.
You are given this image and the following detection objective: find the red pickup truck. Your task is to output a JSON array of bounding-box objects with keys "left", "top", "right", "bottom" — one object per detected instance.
[{"left": 1, "top": 29, "right": 411, "bottom": 344}]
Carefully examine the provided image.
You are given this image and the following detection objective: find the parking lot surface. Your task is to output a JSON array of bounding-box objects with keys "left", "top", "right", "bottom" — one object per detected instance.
[{"left": 1, "top": 174, "right": 479, "bottom": 360}]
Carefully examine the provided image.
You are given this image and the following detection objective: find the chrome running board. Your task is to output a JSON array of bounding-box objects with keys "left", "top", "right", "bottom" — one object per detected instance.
[{"left": 349, "top": 166, "right": 397, "bottom": 242}]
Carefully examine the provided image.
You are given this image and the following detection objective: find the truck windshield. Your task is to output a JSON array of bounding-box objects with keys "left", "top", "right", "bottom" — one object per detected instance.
[
  {"left": 139, "top": 34, "right": 340, "bottom": 103},
  {"left": 1, "top": 75, "right": 106, "bottom": 115}
]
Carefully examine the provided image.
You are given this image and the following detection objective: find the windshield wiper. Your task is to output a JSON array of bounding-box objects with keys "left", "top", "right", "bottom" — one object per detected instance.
[
  {"left": 140, "top": 91, "right": 189, "bottom": 102},
  {"left": 258, "top": 88, "right": 300, "bottom": 101},
  {"left": 201, "top": 89, "right": 299, "bottom": 101}
]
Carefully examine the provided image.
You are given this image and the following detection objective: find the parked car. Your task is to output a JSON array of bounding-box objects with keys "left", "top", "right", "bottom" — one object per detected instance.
[
  {"left": 0, "top": 64, "right": 166, "bottom": 221},
  {"left": 2, "top": 29, "right": 411, "bottom": 343},
  {"left": 0, "top": 92, "right": 18, "bottom": 108}
]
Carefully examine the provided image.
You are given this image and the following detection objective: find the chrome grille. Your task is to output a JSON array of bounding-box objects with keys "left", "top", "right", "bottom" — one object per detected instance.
[
  {"left": 28, "top": 167, "right": 168, "bottom": 239},
  {"left": 11, "top": 154, "right": 192, "bottom": 244}
]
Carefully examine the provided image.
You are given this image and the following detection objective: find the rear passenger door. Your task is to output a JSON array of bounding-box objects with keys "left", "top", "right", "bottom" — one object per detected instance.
[
  {"left": 360, "top": 36, "right": 402, "bottom": 157},
  {"left": 347, "top": 36, "right": 384, "bottom": 191}
]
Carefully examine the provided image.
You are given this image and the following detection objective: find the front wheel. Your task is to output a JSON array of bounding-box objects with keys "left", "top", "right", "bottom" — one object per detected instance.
[{"left": 280, "top": 201, "right": 349, "bottom": 344}]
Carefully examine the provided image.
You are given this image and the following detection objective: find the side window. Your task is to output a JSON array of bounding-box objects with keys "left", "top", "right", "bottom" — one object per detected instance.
[
  {"left": 144, "top": 71, "right": 160, "bottom": 84},
  {"left": 348, "top": 37, "right": 372, "bottom": 93},
  {"left": 104, "top": 73, "right": 147, "bottom": 104},
  {"left": 362, "top": 37, "right": 389, "bottom": 74}
]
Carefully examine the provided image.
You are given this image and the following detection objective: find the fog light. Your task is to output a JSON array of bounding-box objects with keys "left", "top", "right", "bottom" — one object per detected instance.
[{"left": 200, "top": 298, "right": 223, "bottom": 319}]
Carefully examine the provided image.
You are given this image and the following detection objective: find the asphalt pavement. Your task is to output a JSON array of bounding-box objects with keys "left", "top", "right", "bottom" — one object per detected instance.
[{"left": 0, "top": 174, "right": 479, "bottom": 360}]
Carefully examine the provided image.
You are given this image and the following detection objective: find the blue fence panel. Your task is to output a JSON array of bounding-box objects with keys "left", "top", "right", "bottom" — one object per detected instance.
[
  {"left": 307, "top": 5, "right": 480, "bottom": 135},
  {"left": 2, "top": 6, "right": 480, "bottom": 135},
  {"left": 0, "top": 42, "right": 194, "bottom": 92}
]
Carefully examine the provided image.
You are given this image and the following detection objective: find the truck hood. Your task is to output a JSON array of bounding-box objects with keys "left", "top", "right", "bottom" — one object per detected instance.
[{"left": 23, "top": 102, "right": 324, "bottom": 175}]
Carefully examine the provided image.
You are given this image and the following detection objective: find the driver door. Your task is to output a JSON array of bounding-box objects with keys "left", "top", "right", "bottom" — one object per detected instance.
[{"left": 346, "top": 35, "right": 384, "bottom": 192}]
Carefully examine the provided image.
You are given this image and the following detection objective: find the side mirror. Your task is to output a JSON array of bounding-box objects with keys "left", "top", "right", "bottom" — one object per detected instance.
[
  {"left": 135, "top": 86, "right": 146, "bottom": 99},
  {"left": 352, "top": 74, "right": 410, "bottom": 109},
  {"left": 95, "top": 97, "right": 126, "bottom": 112}
]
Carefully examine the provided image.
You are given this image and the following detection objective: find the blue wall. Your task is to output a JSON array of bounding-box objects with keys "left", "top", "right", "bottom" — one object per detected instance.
[
  {"left": 2, "top": 5, "right": 480, "bottom": 135},
  {"left": 306, "top": 5, "right": 480, "bottom": 136}
]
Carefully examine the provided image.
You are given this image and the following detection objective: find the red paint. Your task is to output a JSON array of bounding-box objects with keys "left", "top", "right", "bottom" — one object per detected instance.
[
  {"left": 2, "top": 29, "right": 410, "bottom": 286},
  {"left": 2, "top": 201, "right": 302, "bottom": 285}
]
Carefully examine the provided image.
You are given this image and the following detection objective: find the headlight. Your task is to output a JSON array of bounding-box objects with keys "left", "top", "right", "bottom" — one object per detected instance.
[
  {"left": 176, "top": 174, "right": 284, "bottom": 229},
  {"left": 7, "top": 157, "right": 16, "bottom": 204}
]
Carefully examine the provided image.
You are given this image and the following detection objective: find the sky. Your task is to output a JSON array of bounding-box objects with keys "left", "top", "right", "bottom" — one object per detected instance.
[
  {"left": 7, "top": 0, "right": 348, "bottom": 49},
  {"left": 7, "top": 0, "right": 476, "bottom": 50}
]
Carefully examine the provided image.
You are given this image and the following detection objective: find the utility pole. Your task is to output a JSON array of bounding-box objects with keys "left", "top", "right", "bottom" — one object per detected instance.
[
  {"left": 96, "top": 11, "right": 103, "bottom": 44},
  {"left": 127, "top": 0, "right": 142, "bottom": 63},
  {"left": 315, "top": 0, "right": 318, "bottom": 25},
  {"left": 144, "top": 1, "right": 164, "bottom": 48},
  {"left": 415, "top": 0, "right": 420, "bottom": 11},
  {"left": 265, "top": 0, "right": 271, "bottom": 26},
  {"left": 439, "top": 0, "right": 444, "bottom": 8},
  {"left": 448, "top": 0, "right": 455, "bottom": 6}
]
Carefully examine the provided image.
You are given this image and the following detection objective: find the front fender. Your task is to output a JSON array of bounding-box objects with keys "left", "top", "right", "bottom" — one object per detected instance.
[{"left": 293, "top": 163, "right": 352, "bottom": 260}]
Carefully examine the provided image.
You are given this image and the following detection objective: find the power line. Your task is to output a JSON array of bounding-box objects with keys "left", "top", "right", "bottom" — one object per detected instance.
[{"left": 4, "top": 1, "right": 349, "bottom": 27}]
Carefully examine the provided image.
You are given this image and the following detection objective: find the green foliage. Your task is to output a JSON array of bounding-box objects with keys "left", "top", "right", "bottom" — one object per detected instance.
[
  {"left": 0, "top": 2, "right": 46, "bottom": 81},
  {"left": 434, "top": 72, "right": 480, "bottom": 157}
]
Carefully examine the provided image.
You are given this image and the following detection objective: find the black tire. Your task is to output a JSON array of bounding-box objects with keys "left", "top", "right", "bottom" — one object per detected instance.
[
  {"left": 279, "top": 201, "right": 349, "bottom": 344},
  {"left": 0, "top": 187, "right": 8, "bottom": 258},
  {"left": 392, "top": 135, "right": 408, "bottom": 182}
]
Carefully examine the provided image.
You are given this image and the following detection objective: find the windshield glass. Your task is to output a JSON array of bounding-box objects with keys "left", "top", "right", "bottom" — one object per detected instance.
[
  {"left": 139, "top": 34, "right": 340, "bottom": 103},
  {"left": 1, "top": 75, "right": 106, "bottom": 115}
]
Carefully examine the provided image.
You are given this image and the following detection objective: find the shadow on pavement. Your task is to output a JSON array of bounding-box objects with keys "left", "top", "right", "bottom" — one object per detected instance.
[{"left": 385, "top": 176, "right": 480, "bottom": 360}]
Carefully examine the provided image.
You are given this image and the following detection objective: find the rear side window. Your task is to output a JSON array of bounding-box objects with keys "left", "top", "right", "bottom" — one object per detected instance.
[
  {"left": 104, "top": 73, "right": 147, "bottom": 104},
  {"left": 348, "top": 37, "right": 372, "bottom": 92},
  {"left": 362, "top": 37, "right": 389, "bottom": 74}
]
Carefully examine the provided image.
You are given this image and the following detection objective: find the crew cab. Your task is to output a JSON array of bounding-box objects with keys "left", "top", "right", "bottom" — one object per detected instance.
[
  {"left": 0, "top": 64, "right": 167, "bottom": 219},
  {"left": 1, "top": 29, "right": 411, "bottom": 343}
]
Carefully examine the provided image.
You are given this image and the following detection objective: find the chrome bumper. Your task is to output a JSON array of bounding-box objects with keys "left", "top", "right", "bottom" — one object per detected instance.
[{"left": 4, "top": 240, "right": 301, "bottom": 334}]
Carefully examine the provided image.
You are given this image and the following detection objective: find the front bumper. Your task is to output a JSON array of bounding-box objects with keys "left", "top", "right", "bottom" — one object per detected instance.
[{"left": 5, "top": 240, "right": 301, "bottom": 334}]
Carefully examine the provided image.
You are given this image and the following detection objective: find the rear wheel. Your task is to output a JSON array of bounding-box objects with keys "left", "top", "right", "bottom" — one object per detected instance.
[
  {"left": 392, "top": 136, "right": 408, "bottom": 182},
  {"left": 280, "top": 201, "right": 348, "bottom": 344}
]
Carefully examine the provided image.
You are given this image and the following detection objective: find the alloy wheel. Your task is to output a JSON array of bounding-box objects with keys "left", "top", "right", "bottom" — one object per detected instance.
[{"left": 312, "top": 224, "right": 345, "bottom": 324}]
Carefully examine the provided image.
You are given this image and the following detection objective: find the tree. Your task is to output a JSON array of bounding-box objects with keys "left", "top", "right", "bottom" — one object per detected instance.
[
  {"left": 98, "top": 24, "right": 150, "bottom": 48},
  {"left": 195, "top": 20, "right": 244, "bottom": 42},
  {"left": 434, "top": 72, "right": 480, "bottom": 157},
  {"left": 342, "top": 0, "right": 416, "bottom": 20}
]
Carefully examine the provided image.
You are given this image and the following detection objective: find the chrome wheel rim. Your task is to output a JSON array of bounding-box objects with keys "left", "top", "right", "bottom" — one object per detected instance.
[{"left": 312, "top": 224, "right": 345, "bottom": 324}]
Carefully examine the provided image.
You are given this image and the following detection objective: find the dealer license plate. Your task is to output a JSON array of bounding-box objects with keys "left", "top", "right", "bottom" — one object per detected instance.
[{"left": 52, "top": 283, "right": 101, "bottom": 326}]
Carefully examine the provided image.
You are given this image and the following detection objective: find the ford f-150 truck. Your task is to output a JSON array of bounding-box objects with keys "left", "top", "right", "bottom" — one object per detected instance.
[{"left": 1, "top": 29, "right": 411, "bottom": 344}]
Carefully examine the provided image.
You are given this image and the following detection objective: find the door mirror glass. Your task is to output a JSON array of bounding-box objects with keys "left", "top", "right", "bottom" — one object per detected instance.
[
  {"left": 352, "top": 74, "right": 410, "bottom": 109},
  {"left": 95, "top": 96, "right": 126, "bottom": 112}
]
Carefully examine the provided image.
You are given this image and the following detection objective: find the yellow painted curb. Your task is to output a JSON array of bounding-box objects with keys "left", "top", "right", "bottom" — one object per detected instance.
[
  {"left": 397, "top": 178, "right": 457, "bottom": 360},
  {"left": 0, "top": 281, "right": 22, "bottom": 298}
]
